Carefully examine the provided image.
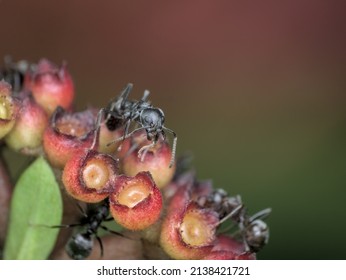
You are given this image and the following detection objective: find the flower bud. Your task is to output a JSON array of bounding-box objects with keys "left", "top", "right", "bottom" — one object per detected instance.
[
  {"left": 62, "top": 149, "right": 118, "bottom": 203},
  {"left": 5, "top": 93, "right": 48, "bottom": 154},
  {"left": 43, "top": 107, "right": 95, "bottom": 168},
  {"left": 25, "top": 59, "right": 75, "bottom": 115},
  {"left": 0, "top": 81, "right": 19, "bottom": 139},
  {"left": 109, "top": 172, "right": 162, "bottom": 231},
  {"left": 121, "top": 132, "right": 175, "bottom": 189}
]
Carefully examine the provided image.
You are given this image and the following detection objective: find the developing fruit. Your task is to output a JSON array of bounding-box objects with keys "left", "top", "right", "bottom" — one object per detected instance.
[
  {"left": 121, "top": 132, "right": 175, "bottom": 189},
  {"left": 160, "top": 202, "right": 218, "bottom": 260},
  {"left": 5, "top": 93, "right": 48, "bottom": 154},
  {"left": 0, "top": 81, "right": 19, "bottom": 139},
  {"left": 62, "top": 149, "right": 118, "bottom": 203},
  {"left": 109, "top": 172, "right": 162, "bottom": 231},
  {"left": 25, "top": 59, "right": 75, "bottom": 115},
  {"left": 43, "top": 107, "right": 95, "bottom": 168}
]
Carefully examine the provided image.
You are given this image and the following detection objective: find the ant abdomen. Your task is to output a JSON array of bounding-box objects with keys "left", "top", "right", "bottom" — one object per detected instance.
[{"left": 65, "top": 232, "right": 93, "bottom": 260}]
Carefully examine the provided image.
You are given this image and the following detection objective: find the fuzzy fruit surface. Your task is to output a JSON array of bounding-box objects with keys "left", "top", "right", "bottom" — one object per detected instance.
[
  {"left": 25, "top": 59, "right": 75, "bottom": 115},
  {"left": 43, "top": 108, "right": 95, "bottom": 168},
  {"left": 109, "top": 172, "right": 162, "bottom": 231},
  {"left": 62, "top": 149, "right": 118, "bottom": 203},
  {"left": 160, "top": 202, "right": 218, "bottom": 260},
  {"left": 5, "top": 94, "right": 48, "bottom": 152},
  {"left": 0, "top": 82, "right": 18, "bottom": 139},
  {"left": 121, "top": 138, "right": 175, "bottom": 189}
]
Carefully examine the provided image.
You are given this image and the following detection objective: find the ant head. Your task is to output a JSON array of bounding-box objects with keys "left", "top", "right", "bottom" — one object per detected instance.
[
  {"left": 245, "top": 219, "right": 269, "bottom": 253},
  {"left": 140, "top": 108, "right": 165, "bottom": 140},
  {"left": 65, "top": 232, "right": 93, "bottom": 260}
]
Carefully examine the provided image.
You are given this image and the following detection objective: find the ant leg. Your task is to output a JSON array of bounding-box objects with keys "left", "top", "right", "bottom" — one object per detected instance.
[
  {"left": 249, "top": 208, "right": 272, "bottom": 222},
  {"left": 106, "top": 119, "right": 131, "bottom": 147},
  {"left": 138, "top": 140, "right": 156, "bottom": 162},
  {"left": 106, "top": 126, "right": 147, "bottom": 147},
  {"left": 121, "top": 134, "right": 146, "bottom": 159},
  {"left": 95, "top": 235, "right": 104, "bottom": 258},
  {"left": 122, "top": 119, "right": 132, "bottom": 140},
  {"left": 31, "top": 223, "right": 83, "bottom": 229},
  {"left": 90, "top": 108, "right": 105, "bottom": 150},
  {"left": 50, "top": 224, "right": 81, "bottom": 228},
  {"left": 218, "top": 204, "right": 244, "bottom": 225},
  {"left": 163, "top": 127, "right": 177, "bottom": 168},
  {"left": 107, "top": 117, "right": 132, "bottom": 148},
  {"left": 74, "top": 201, "right": 88, "bottom": 218},
  {"left": 119, "top": 83, "right": 133, "bottom": 106},
  {"left": 100, "top": 225, "right": 125, "bottom": 237}
]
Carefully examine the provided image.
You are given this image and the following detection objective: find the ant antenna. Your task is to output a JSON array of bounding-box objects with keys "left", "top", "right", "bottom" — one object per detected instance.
[
  {"left": 163, "top": 126, "right": 177, "bottom": 168},
  {"left": 249, "top": 208, "right": 272, "bottom": 222},
  {"left": 138, "top": 140, "right": 157, "bottom": 162},
  {"left": 218, "top": 204, "right": 244, "bottom": 226}
]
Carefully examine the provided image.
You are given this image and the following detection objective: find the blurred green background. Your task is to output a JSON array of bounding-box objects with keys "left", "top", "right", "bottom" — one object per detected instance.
[{"left": 1, "top": 0, "right": 346, "bottom": 259}]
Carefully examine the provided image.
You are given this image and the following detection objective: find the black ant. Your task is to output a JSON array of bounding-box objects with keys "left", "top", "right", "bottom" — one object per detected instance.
[
  {"left": 0, "top": 56, "right": 31, "bottom": 93},
  {"left": 196, "top": 189, "right": 244, "bottom": 223},
  {"left": 239, "top": 207, "right": 271, "bottom": 253},
  {"left": 196, "top": 189, "right": 271, "bottom": 253},
  {"left": 223, "top": 204, "right": 271, "bottom": 253},
  {"left": 51, "top": 199, "right": 124, "bottom": 260},
  {"left": 93, "top": 83, "right": 177, "bottom": 168}
]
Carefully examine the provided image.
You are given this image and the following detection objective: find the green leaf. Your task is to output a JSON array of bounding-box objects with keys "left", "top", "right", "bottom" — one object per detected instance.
[{"left": 4, "top": 157, "right": 62, "bottom": 260}]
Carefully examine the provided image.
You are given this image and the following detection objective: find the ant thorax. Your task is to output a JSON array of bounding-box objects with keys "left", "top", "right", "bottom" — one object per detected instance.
[{"left": 99, "top": 83, "right": 177, "bottom": 167}]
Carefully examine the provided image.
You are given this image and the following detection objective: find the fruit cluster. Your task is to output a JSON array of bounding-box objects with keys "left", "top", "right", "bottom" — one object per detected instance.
[{"left": 0, "top": 58, "right": 270, "bottom": 260}]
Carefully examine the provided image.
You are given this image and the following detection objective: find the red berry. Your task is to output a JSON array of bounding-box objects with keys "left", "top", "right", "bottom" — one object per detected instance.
[
  {"left": 109, "top": 172, "right": 162, "bottom": 231},
  {"left": 5, "top": 92, "right": 48, "bottom": 154},
  {"left": 62, "top": 149, "right": 118, "bottom": 203},
  {"left": 160, "top": 202, "right": 218, "bottom": 259},
  {"left": 0, "top": 81, "right": 19, "bottom": 139},
  {"left": 120, "top": 132, "right": 175, "bottom": 189},
  {"left": 43, "top": 107, "right": 95, "bottom": 168},
  {"left": 25, "top": 59, "right": 75, "bottom": 115}
]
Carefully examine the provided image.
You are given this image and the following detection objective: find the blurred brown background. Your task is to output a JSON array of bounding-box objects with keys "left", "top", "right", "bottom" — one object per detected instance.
[{"left": 1, "top": 0, "right": 346, "bottom": 259}]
